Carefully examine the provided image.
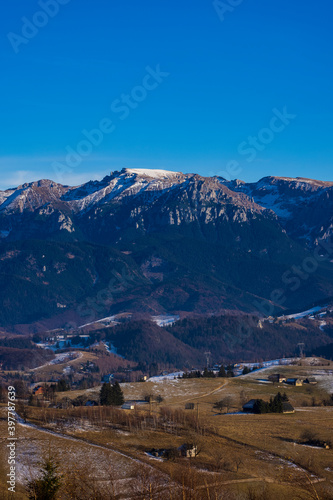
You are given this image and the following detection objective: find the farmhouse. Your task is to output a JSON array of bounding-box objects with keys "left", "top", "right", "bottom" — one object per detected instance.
[
  {"left": 32, "top": 385, "right": 44, "bottom": 396},
  {"left": 148, "top": 444, "right": 197, "bottom": 460},
  {"left": 122, "top": 402, "right": 135, "bottom": 410},
  {"left": 282, "top": 402, "right": 295, "bottom": 414},
  {"left": 178, "top": 443, "right": 198, "bottom": 458},
  {"left": 185, "top": 403, "right": 195, "bottom": 410},
  {"left": 286, "top": 378, "right": 303, "bottom": 386},
  {"left": 85, "top": 400, "right": 98, "bottom": 406},
  {"left": 304, "top": 377, "right": 317, "bottom": 385},
  {"left": 268, "top": 374, "right": 286, "bottom": 383},
  {"left": 242, "top": 399, "right": 258, "bottom": 412}
]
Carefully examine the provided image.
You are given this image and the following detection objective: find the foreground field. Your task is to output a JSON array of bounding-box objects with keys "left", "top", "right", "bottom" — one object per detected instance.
[
  {"left": 0, "top": 408, "right": 171, "bottom": 499},
  {"left": 0, "top": 360, "right": 333, "bottom": 499}
]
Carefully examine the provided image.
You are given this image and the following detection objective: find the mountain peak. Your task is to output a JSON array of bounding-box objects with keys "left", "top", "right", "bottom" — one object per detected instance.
[
  {"left": 257, "top": 175, "right": 333, "bottom": 188},
  {"left": 122, "top": 168, "right": 182, "bottom": 179}
]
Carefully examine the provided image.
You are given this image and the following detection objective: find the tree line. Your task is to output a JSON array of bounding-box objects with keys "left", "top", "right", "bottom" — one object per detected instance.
[{"left": 253, "top": 392, "right": 289, "bottom": 414}]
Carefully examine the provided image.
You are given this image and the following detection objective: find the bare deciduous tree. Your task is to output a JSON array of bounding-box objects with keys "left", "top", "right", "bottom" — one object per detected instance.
[{"left": 213, "top": 396, "right": 233, "bottom": 413}]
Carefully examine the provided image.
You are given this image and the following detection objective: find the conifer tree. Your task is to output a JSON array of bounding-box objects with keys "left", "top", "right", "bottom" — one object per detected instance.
[
  {"left": 26, "top": 457, "right": 62, "bottom": 500},
  {"left": 111, "top": 381, "right": 124, "bottom": 405},
  {"left": 100, "top": 381, "right": 124, "bottom": 406},
  {"left": 100, "top": 382, "right": 112, "bottom": 406},
  {"left": 218, "top": 365, "right": 226, "bottom": 377}
]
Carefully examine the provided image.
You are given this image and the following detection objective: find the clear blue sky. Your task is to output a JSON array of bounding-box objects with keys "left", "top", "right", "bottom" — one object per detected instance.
[{"left": 0, "top": 0, "right": 332, "bottom": 189}]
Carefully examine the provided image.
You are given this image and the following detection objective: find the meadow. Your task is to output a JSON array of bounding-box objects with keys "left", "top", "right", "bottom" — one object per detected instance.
[{"left": 0, "top": 359, "right": 332, "bottom": 499}]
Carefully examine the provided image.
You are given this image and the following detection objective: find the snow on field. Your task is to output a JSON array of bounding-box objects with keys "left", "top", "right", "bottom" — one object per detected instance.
[
  {"left": 122, "top": 377, "right": 213, "bottom": 401},
  {"left": 51, "top": 352, "right": 81, "bottom": 364},
  {"left": 145, "top": 452, "right": 164, "bottom": 461},
  {"left": 103, "top": 341, "right": 124, "bottom": 357},
  {"left": 280, "top": 306, "right": 326, "bottom": 320},
  {"left": 319, "top": 321, "right": 327, "bottom": 331},
  {"left": 148, "top": 371, "right": 184, "bottom": 382},
  {"left": 236, "top": 358, "right": 296, "bottom": 371},
  {"left": 78, "top": 315, "right": 118, "bottom": 329},
  {"left": 90, "top": 340, "right": 123, "bottom": 357},
  {"left": 31, "top": 351, "right": 81, "bottom": 371},
  {"left": 255, "top": 451, "right": 320, "bottom": 478},
  {"left": 312, "top": 370, "right": 333, "bottom": 392},
  {"left": 16, "top": 436, "right": 137, "bottom": 492},
  {"left": 151, "top": 315, "right": 180, "bottom": 326},
  {"left": 297, "top": 443, "right": 326, "bottom": 450},
  {"left": 16, "top": 439, "right": 41, "bottom": 484},
  {"left": 224, "top": 412, "right": 256, "bottom": 416},
  {"left": 14, "top": 413, "right": 164, "bottom": 494}
]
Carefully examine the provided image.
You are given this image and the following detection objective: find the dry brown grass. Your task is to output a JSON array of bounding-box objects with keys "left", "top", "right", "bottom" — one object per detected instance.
[{"left": 2, "top": 360, "right": 333, "bottom": 499}]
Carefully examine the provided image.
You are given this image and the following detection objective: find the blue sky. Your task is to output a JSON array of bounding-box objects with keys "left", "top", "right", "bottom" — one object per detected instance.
[{"left": 0, "top": 0, "right": 332, "bottom": 189}]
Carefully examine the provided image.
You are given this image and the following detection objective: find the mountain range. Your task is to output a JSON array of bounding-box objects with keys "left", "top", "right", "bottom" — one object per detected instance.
[
  {"left": 220, "top": 175, "right": 333, "bottom": 247},
  {"left": 1, "top": 168, "right": 333, "bottom": 329}
]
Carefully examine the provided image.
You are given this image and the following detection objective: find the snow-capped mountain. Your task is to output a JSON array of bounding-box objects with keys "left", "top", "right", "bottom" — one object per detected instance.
[
  {"left": 1, "top": 168, "right": 333, "bottom": 327},
  {"left": 219, "top": 176, "right": 333, "bottom": 246},
  {"left": 0, "top": 168, "right": 274, "bottom": 243},
  {"left": 1, "top": 169, "right": 332, "bottom": 246}
]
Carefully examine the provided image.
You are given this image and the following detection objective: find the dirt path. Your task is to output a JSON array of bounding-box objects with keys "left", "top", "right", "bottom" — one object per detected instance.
[{"left": 175, "top": 379, "right": 229, "bottom": 405}]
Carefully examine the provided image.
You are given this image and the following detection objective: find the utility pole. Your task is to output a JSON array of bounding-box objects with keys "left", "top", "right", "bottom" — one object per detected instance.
[
  {"left": 297, "top": 343, "right": 305, "bottom": 358},
  {"left": 204, "top": 351, "right": 211, "bottom": 369}
]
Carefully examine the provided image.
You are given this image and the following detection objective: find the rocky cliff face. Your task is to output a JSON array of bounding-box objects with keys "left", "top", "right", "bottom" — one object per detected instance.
[
  {"left": 0, "top": 169, "right": 332, "bottom": 326},
  {"left": 0, "top": 168, "right": 276, "bottom": 244},
  {"left": 219, "top": 175, "right": 333, "bottom": 247}
]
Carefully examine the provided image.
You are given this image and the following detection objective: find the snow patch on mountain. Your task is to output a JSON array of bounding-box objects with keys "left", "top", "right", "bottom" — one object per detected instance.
[
  {"left": 278, "top": 306, "right": 325, "bottom": 320},
  {"left": 58, "top": 214, "right": 75, "bottom": 232},
  {"left": 125, "top": 168, "right": 181, "bottom": 179},
  {"left": 151, "top": 315, "right": 180, "bottom": 326},
  {"left": 0, "top": 189, "right": 16, "bottom": 207},
  {"left": 1, "top": 170, "right": 332, "bottom": 248},
  {"left": 217, "top": 175, "right": 333, "bottom": 246},
  {"left": 61, "top": 169, "right": 187, "bottom": 214}
]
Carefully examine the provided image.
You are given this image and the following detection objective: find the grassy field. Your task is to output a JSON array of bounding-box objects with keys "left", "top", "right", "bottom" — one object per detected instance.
[
  {"left": 0, "top": 407, "right": 159, "bottom": 500},
  {"left": 67, "top": 359, "right": 333, "bottom": 409},
  {"left": 1, "top": 359, "right": 333, "bottom": 499}
]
